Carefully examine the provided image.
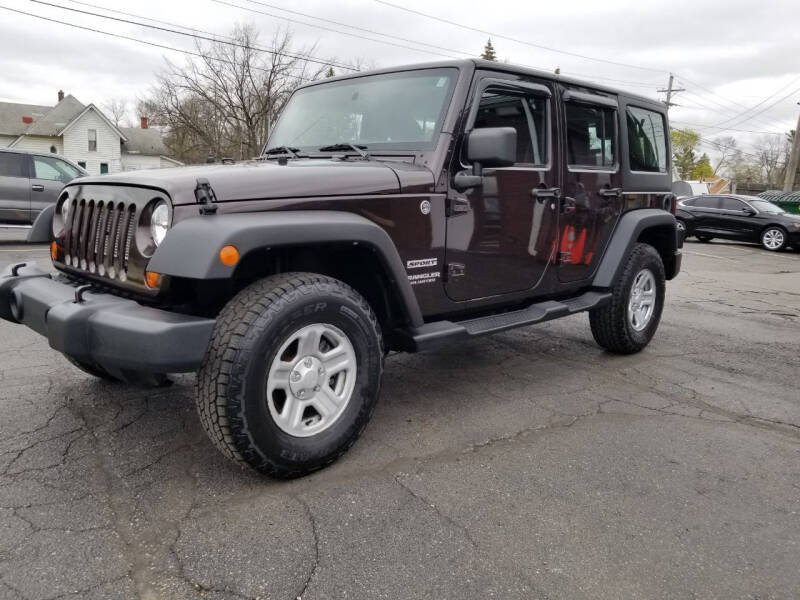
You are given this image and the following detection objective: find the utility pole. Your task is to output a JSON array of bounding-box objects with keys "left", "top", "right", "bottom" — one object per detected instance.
[
  {"left": 783, "top": 102, "right": 800, "bottom": 192},
  {"left": 658, "top": 73, "right": 685, "bottom": 111}
]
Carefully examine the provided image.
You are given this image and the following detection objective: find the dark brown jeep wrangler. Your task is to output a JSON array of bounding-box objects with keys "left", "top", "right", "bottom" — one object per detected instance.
[{"left": 0, "top": 60, "right": 681, "bottom": 477}]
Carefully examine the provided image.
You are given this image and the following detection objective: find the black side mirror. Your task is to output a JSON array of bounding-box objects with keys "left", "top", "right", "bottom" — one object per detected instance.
[
  {"left": 743, "top": 207, "right": 756, "bottom": 215},
  {"left": 453, "top": 127, "right": 517, "bottom": 191},
  {"left": 467, "top": 127, "right": 517, "bottom": 170}
]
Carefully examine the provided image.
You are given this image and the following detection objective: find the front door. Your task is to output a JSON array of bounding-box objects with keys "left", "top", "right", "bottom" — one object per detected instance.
[
  {"left": 558, "top": 90, "right": 623, "bottom": 282},
  {"left": 445, "top": 77, "right": 559, "bottom": 301},
  {"left": 711, "top": 196, "right": 758, "bottom": 240},
  {"left": 29, "top": 155, "right": 82, "bottom": 221},
  {"left": 0, "top": 152, "right": 31, "bottom": 224}
]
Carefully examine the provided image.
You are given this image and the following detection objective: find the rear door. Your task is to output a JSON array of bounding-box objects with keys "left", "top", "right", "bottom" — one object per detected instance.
[
  {"left": 690, "top": 195, "right": 721, "bottom": 233},
  {"left": 558, "top": 89, "right": 622, "bottom": 282},
  {"left": 0, "top": 152, "right": 31, "bottom": 224},
  {"left": 30, "top": 155, "right": 81, "bottom": 221}
]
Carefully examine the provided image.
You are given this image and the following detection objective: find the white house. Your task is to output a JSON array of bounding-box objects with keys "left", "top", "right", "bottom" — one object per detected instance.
[{"left": 0, "top": 91, "right": 182, "bottom": 175}]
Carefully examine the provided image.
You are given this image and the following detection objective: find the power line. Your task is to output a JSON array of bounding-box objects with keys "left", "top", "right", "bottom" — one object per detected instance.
[
  {"left": 371, "top": 0, "right": 667, "bottom": 74},
  {"left": 216, "top": 0, "right": 664, "bottom": 93},
  {"left": 718, "top": 85, "right": 800, "bottom": 131},
  {"left": 706, "top": 74, "right": 800, "bottom": 129},
  {"left": 677, "top": 88, "right": 783, "bottom": 133},
  {"left": 213, "top": 0, "right": 462, "bottom": 60},
  {"left": 0, "top": 4, "right": 318, "bottom": 81},
  {"left": 670, "top": 120, "right": 785, "bottom": 135},
  {"left": 30, "top": 0, "right": 355, "bottom": 71}
]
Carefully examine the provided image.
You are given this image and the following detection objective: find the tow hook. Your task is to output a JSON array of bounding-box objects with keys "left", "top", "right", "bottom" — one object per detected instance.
[
  {"left": 74, "top": 284, "right": 94, "bottom": 304},
  {"left": 10, "top": 263, "right": 26, "bottom": 276}
]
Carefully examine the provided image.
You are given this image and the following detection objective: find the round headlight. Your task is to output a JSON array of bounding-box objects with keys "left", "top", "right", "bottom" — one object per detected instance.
[{"left": 150, "top": 201, "right": 170, "bottom": 246}]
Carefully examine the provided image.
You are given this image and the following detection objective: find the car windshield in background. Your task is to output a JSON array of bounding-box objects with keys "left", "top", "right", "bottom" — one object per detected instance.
[
  {"left": 267, "top": 68, "right": 458, "bottom": 152},
  {"left": 749, "top": 199, "right": 785, "bottom": 214}
]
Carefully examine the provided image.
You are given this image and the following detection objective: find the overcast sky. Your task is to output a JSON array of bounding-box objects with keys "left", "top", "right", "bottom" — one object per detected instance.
[{"left": 1, "top": 0, "right": 798, "bottom": 157}]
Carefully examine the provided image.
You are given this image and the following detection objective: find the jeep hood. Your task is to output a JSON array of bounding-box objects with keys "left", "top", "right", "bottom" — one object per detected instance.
[{"left": 69, "top": 159, "right": 434, "bottom": 205}]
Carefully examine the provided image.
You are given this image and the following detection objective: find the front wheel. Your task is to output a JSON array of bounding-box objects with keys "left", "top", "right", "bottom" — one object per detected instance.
[
  {"left": 695, "top": 234, "right": 713, "bottom": 242},
  {"left": 589, "top": 243, "right": 666, "bottom": 354},
  {"left": 196, "top": 273, "right": 383, "bottom": 478},
  {"left": 761, "top": 226, "right": 787, "bottom": 251}
]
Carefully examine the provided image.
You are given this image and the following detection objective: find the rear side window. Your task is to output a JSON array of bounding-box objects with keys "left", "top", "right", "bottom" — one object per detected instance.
[
  {"left": 694, "top": 196, "right": 720, "bottom": 209},
  {"left": 565, "top": 103, "right": 616, "bottom": 168},
  {"left": 0, "top": 152, "right": 26, "bottom": 178},
  {"left": 720, "top": 197, "right": 746, "bottom": 211},
  {"left": 473, "top": 90, "right": 548, "bottom": 165},
  {"left": 626, "top": 106, "right": 667, "bottom": 172}
]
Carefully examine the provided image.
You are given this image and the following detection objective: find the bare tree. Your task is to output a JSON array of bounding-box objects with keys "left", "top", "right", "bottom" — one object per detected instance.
[
  {"left": 711, "top": 136, "right": 737, "bottom": 175},
  {"left": 754, "top": 135, "right": 785, "bottom": 186},
  {"left": 103, "top": 98, "right": 129, "bottom": 127},
  {"left": 140, "top": 24, "right": 329, "bottom": 163}
]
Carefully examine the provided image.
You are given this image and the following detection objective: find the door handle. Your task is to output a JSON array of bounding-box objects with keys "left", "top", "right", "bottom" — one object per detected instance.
[
  {"left": 598, "top": 187, "right": 622, "bottom": 198},
  {"left": 31, "top": 184, "right": 45, "bottom": 192},
  {"left": 560, "top": 196, "right": 576, "bottom": 214},
  {"left": 531, "top": 187, "right": 560, "bottom": 202}
]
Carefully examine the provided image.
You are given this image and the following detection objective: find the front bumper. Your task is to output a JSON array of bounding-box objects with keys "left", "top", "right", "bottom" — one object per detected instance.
[{"left": 0, "top": 263, "right": 214, "bottom": 373}]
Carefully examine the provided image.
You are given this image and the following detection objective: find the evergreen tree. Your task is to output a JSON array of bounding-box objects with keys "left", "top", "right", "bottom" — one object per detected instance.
[
  {"left": 325, "top": 67, "right": 336, "bottom": 78},
  {"left": 481, "top": 39, "right": 497, "bottom": 61}
]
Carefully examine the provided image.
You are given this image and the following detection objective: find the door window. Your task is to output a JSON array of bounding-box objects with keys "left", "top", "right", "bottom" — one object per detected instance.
[
  {"left": 0, "top": 152, "right": 26, "bottom": 178},
  {"left": 626, "top": 106, "right": 667, "bottom": 172},
  {"left": 694, "top": 196, "right": 720, "bottom": 209},
  {"left": 719, "top": 197, "right": 746, "bottom": 211},
  {"left": 33, "top": 156, "right": 80, "bottom": 183},
  {"left": 472, "top": 89, "right": 548, "bottom": 166},
  {"left": 565, "top": 103, "right": 616, "bottom": 168}
]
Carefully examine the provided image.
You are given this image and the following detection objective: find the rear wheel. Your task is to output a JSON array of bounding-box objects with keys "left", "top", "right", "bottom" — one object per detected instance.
[
  {"left": 761, "top": 226, "right": 787, "bottom": 251},
  {"left": 196, "top": 273, "right": 383, "bottom": 478},
  {"left": 589, "top": 243, "right": 665, "bottom": 354}
]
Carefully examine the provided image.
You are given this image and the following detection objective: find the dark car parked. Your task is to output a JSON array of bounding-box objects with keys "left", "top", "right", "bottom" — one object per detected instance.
[
  {"left": 676, "top": 194, "right": 800, "bottom": 251},
  {"left": 0, "top": 148, "right": 87, "bottom": 227}
]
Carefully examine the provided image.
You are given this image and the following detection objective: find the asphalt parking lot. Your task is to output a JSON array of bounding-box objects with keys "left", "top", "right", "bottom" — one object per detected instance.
[{"left": 0, "top": 230, "right": 798, "bottom": 600}]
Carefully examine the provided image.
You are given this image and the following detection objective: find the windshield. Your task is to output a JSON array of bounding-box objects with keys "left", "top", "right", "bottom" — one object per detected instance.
[
  {"left": 748, "top": 199, "right": 785, "bottom": 214},
  {"left": 267, "top": 68, "right": 458, "bottom": 152}
]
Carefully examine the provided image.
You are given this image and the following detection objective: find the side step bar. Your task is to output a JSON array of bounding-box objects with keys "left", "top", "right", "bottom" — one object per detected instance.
[
  {"left": 0, "top": 224, "right": 32, "bottom": 230},
  {"left": 406, "top": 290, "right": 611, "bottom": 352}
]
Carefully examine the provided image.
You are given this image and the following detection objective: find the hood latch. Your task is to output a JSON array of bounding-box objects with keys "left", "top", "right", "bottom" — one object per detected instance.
[{"left": 195, "top": 178, "right": 218, "bottom": 215}]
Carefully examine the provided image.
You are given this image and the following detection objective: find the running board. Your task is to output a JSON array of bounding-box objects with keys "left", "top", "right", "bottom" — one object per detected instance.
[
  {"left": 406, "top": 290, "right": 611, "bottom": 351},
  {"left": 0, "top": 225, "right": 32, "bottom": 229}
]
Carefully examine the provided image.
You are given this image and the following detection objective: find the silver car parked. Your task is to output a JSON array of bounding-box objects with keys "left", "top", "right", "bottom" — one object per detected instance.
[{"left": 0, "top": 148, "right": 87, "bottom": 227}]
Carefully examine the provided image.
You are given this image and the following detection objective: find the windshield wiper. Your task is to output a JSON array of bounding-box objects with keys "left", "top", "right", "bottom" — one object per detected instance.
[
  {"left": 318, "top": 143, "right": 369, "bottom": 159},
  {"left": 263, "top": 146, "right": 303, "bottom": 159}
]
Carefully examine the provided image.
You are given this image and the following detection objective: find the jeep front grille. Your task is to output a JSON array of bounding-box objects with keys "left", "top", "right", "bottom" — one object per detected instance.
[{"left": 64, "top": 199, "right": 137, "bottom": 282}]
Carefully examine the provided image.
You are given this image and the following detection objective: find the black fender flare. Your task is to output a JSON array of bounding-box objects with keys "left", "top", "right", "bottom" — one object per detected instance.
[
  {"left": 148, "top": 210, "right": 423, "bottom": 326},
  {"left": 26, "top": 204, "right": 55, "bottom": 243},
  {"left": 592, "top": 209, "right": 680, "bottom": 287}
]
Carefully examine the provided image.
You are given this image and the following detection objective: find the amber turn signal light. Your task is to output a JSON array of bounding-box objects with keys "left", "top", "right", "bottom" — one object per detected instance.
[
  {"left": 50, "top": 241, "right": 58, "bottom": 261},
  {"left": 144, "top": 271, "right": 161, "bottom": 289},
  {"left": 219, "top": 245, "right": 239, "bottom": 266}
]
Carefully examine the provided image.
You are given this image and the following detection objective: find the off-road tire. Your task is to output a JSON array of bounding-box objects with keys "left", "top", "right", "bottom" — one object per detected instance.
[
  {"left": 589, "top": 243, "right": 666, "bottom": 354},
  {"left": 196, "top": 273, "right": 383, "bottom": 478},
  {"left": 760, "top": 226, "right": 788, "bottom": 251},
  {"left": 695, "top": 234, "right": 713, "bottom": 242}
]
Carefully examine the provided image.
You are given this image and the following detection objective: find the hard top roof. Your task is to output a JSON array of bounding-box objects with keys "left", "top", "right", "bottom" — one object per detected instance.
[{"left": 297, "top": 59, "right": 665, "bottom": 110}]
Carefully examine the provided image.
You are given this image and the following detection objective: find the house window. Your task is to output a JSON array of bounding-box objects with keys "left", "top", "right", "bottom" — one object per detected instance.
[
  {"left": 100, "top": 162, "right": 109, "bottom": 174},
  {"left": 49, "top": 145, "right": 57, "bottom": 154},
  {"left": 88, "top": 129, "right": 97, "bottom": 152},
  {"left": 78, "top": 161, "right": 86, "bottom": 169}
]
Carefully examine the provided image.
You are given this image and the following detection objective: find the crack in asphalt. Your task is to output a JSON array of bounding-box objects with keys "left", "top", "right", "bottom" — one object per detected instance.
[{"left": 293, "top": 496, "right": 320, "bottom": 600}]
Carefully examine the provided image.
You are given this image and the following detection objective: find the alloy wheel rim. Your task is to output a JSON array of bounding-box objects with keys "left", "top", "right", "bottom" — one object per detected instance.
[
  {"left": 627, "top": 269, "right": 656, "bottom": 332},
  {"left": 266, "top": 323, "right": 357, "bottom": 438},
  {"left": 676, "top": 221, "right": 685, "bottom": 232},
  {"left": 763, "top": 229, "right": 784, "bottom": 249}
]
